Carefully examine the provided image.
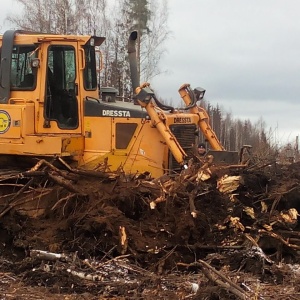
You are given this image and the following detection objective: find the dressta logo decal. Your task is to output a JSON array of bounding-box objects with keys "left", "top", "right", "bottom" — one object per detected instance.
[
  {"left": 174, "top": 117, "right": 192, "bottom": 123},
  {"left": 0, "top": 110, "right": 11, "bottom": 133}
]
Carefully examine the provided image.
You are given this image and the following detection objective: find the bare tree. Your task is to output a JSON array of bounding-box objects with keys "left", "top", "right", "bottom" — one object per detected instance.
[
  {"left": 122, "top": 0, "right": 151, "bottom": 80},
  {"left": 140, "top": 0, "right": 169, "bottom": 81},
  {"left": 97, "top": 0, "right": 170, "bottom": 97},
  {"left": 6, "top": 0, "right": 111, "bottom": 35},
  {"left": 7, "top": 0, "right": 56, "bottom": 32},
  {"left": 120, "top": 0, "right": 169, "bottom": 82},
  {"left": 7, "top": 0, "right": 78, "bottom": 34},
  {"left": 6, "top": 0, "right": 169, "bottom": 98}
]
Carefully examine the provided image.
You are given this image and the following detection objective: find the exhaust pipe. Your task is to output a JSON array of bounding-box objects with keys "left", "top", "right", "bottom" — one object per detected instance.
[
  {"left": 127, "top": 31, "right": 140, "bottom": 93},
  {"left": 127, "top": 31, "right": 187, "bottom": 166}
]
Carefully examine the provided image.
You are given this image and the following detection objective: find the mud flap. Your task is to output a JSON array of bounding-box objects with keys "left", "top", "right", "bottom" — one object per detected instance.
[{"left": 206, "top": 150, "right": 239, "bottom": 164}]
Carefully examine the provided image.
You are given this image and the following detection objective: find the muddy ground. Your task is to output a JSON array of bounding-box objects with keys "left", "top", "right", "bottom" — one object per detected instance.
[{"left": 0, "top": 157, "right": 300, "bottom": 299}]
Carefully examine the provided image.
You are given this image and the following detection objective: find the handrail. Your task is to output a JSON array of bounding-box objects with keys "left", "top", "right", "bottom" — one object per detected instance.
[{"left": 8, "top": 98, "right": 34, "bottom": 104}]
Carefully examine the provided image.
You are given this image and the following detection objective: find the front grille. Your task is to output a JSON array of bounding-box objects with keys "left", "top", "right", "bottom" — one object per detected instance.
[{"left": 169, "top": 124, "right": 197, "bottom": 172}]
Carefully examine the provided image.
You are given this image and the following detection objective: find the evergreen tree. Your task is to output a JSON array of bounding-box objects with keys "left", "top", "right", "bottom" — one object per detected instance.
[{"left": 123, "top": 0, "right": 151, "bottom": 79}]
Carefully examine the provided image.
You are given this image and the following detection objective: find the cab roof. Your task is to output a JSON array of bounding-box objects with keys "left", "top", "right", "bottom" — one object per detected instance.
[{"left": 0, "top": 30, "right": 105, "bottom": 46}]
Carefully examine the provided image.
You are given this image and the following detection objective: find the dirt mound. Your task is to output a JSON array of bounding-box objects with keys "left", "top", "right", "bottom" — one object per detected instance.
[{"left": 0, "top": 158, "right": 299, "bottom": 299}]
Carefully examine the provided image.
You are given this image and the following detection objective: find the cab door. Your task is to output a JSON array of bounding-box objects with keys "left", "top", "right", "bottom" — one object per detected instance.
[{"left": 37, "top": 42, "right": 81, "bottom": 134}]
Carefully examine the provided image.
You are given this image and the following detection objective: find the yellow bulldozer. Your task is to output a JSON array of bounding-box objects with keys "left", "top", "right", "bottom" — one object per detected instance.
[{"left": 0, "top": 30, "right": 238, "bottom": 178}]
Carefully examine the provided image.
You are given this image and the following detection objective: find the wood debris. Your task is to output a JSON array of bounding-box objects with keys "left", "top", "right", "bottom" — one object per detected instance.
[{"left": 0, "top": 157, "right": 299, "bottom": 298}]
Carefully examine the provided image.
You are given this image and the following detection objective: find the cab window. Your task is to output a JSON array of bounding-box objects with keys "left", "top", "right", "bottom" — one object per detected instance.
[
  {"left": 11, "top": 45, "right": 37, "bottom": 90},
  {"left": 83, "top": 45, "right": 97, "bottom": 90}
]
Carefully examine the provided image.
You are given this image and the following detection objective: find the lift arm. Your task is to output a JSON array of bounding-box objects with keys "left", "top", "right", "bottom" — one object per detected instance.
[
  {"left": 135, "top": 83, "right": 188, "bottom": 166},
  {"left": 178, "top": 83, "right": 225, "bottom": 151},
  {"left": 128, "top": 31, "right": 187, "bottom": 167}
]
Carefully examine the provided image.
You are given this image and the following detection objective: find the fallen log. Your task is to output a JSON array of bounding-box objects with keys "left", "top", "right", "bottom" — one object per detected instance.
[
  {"left": 57, "top": 157, "right": 118, "bottom": 180},
  {"left": 48, "top": 173, "right": 86, "bottom": 196},
  {"left": 30, "top": 249, "right": 71, "bottom": 262}
]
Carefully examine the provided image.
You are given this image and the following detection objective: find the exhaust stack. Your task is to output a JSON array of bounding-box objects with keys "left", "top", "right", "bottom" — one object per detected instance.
[{"left": 127, "top": 31, "right": 140, "bottom": 93}]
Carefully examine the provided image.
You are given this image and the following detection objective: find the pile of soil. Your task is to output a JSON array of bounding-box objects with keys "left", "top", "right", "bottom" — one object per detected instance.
[{"left": 0, "top": 158, "right": 299, "bottom": 299}]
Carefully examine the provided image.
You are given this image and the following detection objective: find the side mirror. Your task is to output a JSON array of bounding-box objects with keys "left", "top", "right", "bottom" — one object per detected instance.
[{"left": 31, "top": 58, "right": 40, "bottom": 68}]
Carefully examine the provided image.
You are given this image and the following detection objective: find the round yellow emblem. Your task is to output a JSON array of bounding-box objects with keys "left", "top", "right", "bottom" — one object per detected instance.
[{"left": 0, "top": 110, "right": 11, "bottom": 133}]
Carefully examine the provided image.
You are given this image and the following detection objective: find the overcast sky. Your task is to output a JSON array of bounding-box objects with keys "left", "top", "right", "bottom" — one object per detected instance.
[
  {"left": 151, "top": 0, "right": 300, "bottom": 145},
  {"left": 1, "top": 0, "right": 300, "bottom": 145}
]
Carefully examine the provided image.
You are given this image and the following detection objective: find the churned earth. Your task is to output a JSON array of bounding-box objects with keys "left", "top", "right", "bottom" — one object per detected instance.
[{"left": 0, "top": 158, "right": 300, "bottom": 299}]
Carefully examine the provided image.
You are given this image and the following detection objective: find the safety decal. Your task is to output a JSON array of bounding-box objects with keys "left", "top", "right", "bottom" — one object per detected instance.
[{"left": 0, "top": 110, "right": 11, "bottom": 133}]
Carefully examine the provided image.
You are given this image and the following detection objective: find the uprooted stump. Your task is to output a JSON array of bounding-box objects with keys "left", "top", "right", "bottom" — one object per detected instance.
[{"left": 0, "top": 157, "right": 300, "bottom": 299}]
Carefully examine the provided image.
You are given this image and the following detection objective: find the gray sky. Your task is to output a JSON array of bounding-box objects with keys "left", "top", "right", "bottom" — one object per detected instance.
[
  {"left": 151, "top": 0, "right": 300, "bottom": 145},
  {"left": 1, "top": 0, "right": 300, "bottom": 144}
]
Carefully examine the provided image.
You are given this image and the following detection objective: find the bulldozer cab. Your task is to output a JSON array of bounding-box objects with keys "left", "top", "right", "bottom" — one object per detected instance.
[
  {"left": 0, "top": 30, "right": 106, "bottom": 161},
  {"left": 0, "top": 31, "right": 103, "bottom": 134},
  {"left": 8, "top": 42, "right": 79, "bottom": 131}
]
